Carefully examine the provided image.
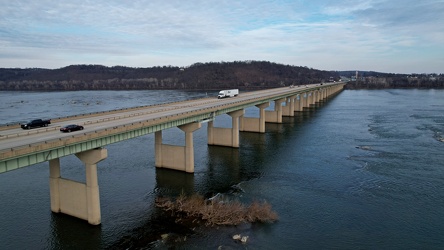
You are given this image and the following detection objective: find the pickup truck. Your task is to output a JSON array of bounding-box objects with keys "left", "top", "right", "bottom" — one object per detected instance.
[{"left": 21, "top": 119, "right": 51, "bottom": 129}]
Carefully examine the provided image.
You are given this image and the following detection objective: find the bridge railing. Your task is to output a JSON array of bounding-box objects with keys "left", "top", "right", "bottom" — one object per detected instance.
[
  {"left": 0, "top": 83, "right": 346, "bottom": 162},
  {"left": 0, "top": 96, "right": 216, "bottom": 131}
]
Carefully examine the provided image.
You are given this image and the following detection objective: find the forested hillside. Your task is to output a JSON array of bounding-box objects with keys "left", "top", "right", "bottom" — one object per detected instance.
[
  {"left": 344, "top": 74, "right": 444, "bottom": 89},
  {"left": 2, "top": 61, "right": 442, "bottom": 91},
  {"left": 334, "top": 71, "right": 443, "bottom": 89},
  {"left": 0, "top": 61, "right": 337, "bottom": 91}
]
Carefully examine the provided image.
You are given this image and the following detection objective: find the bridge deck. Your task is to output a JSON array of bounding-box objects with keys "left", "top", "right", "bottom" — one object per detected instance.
[{"left": 0, "top": 83, "right": 344, "bottom": 173}]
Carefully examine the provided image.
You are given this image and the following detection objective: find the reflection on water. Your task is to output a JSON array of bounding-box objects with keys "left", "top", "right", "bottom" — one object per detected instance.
[
  {"left": 155, "top": 168, "right": 195, "bottom": 196},
  {"left": 50, "top": 214, "right": 102, "bottom": 249}
]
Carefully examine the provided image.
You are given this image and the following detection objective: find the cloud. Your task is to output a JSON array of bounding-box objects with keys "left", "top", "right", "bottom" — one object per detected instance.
[{"left": 0, "top": 0, "right": 443, "bottom": 73}]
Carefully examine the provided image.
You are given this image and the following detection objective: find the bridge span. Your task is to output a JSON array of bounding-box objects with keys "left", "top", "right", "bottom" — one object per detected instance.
[{"left": 0, "top": 82, "right": 345, "bottom": 224}]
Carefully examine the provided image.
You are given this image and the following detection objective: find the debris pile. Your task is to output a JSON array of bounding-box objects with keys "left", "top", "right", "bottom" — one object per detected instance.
[{"left": 155, "top": 193, "right": 278, "bottom": 226}]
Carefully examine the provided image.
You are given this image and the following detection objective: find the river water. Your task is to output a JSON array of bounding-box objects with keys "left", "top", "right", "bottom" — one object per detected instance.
[{"left": 0, "top": 89, "right": 443, "bottom": 249}]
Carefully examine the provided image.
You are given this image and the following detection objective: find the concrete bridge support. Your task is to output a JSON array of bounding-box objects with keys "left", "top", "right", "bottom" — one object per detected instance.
[
  {"left": 314, "top": 90, "right": 320, "bottom": 103},
  {"left": 301, "top": 93, "right": 309, "bottom": 110},
  {"left": 309, "top": 91, "right": 316, "bottom": 106},
  {"left": 265, "top": 98, "right": 285, "bottom": 123},
  {"left": 208, "top": 109, "right": 244, "bottom": 147},
  {"left": 320, "top": 88, "right": 325, "bottom": 100},
  {"left": 334, "top": 84, "right": 343, "bottom": 95},
  {"left": 295, "top": 94, "right": 303, "bottom": 112},
  {"left": 323, "top": 85, "right": 339, "bottom": 100},
  {"left": 329, "top": 86, "right": 335, "bottom": 96},
  {"left": 240, "top": 102, "right": 269, "bottom": 133},
  {"left": 282, "top": 95, "right": 297, "bottom": 117},
  {"left": 49, "top": 148, "right": 107, "bottom": 225},
  {"left": 306, "top": 92, "right": 311, "bottom": 107},
  {"left": 155, "top": 122, "right": 201, "bottom": 173}
]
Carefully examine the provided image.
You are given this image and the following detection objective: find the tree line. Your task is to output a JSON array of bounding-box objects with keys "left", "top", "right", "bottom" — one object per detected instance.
[
  {"left": 0, "top": 61, "right": 337, "bottom": 91},
  {"left": 343, "top": 73, "right": 444, "bottom": 89},
  {"left": 1, "top": 61, "right": 442, "bottom": 91}
]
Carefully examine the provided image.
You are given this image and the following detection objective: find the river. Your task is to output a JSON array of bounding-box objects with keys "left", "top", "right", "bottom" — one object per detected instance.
[{"left": 0, "top": 89, "right": 443, "bottom": 249}]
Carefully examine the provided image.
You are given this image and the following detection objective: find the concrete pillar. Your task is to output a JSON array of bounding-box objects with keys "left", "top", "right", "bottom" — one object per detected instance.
[
  {"left": 303, "top": 93, "right": 309, "bottom": 109},
  {"left": 240, "top": 102, "right": 269, "bottom": 133},
  {"left": 228, "top": 109, "right": 244, "bottom": 148},
  {"left": 275, "top": 98, "right": 284, "bottom": 122},
  {"left": 257, "top": 102, "right": 269, "bottom": 132},
  {"left": 295, "top": 94, "right": 302, "bottom": 111},
  {"left": 75, "top": 148, "right": 108, "bottom": 225},
  {"left": 265, "top": 98, "right": 285, "bottom": 123},
  {"left": 49, "top": 158, "right": 61, "bottom": 213},
  {"left": 86, "top": 163, "right": 100, "bottom": 225},
  {"left": 49, "top": 148, "right": 107, "bottom": 225},
  {"left": 289, "top": 95, "right": 296, "bottom": 115},
  {"left": 315, "top": 90, "right": 320, "bottom": 103},
  {"left": 208, "top": 109, "right": 244, "bottom": 147},
  {"left": 156, "top": 123, "right": 201, "bottom": 173},
  {"left": 179, "top": 122, "right": 201, "bottom": 173},
  {"left": 308, "top": 91, "right": 315, "bottom": 106},
  {"left": 282, "top": 95, "right": 296, "bottom": 117},
  {"left": 306, "top": 92, "right": 311, "bottom": 107}
]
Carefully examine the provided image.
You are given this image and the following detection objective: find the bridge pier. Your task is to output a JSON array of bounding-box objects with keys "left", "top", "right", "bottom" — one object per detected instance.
[
  {"left": 240, "top": 102, "right": 269, "bottom": 133},
  {"left": 322, "top": 88, "right": 327, "bottom": 100},
  {"left": 308, "top": 91, "right": 315, "bottom": 107},
  {"left": 301, "top": 92, "right": 310, "bottom": 111},
  {"left": 305, "top": 92, "right": 311, "bottom": 108},
  {"left": 282, "top": 95, "right": 297, "bottom": 117},
  {"left": 208, "top": 109, "right": 244, "bottom": 147},
  {"left": 155, "top": 122, "right": 201, "bottom": 173},
  {"left": 49, "top": 148, "right": 107, "bottom": 225},
  {"left": 265, "top": 98, "right": 285, "bottom": 123},
  {"left": 295, "top": 94, "right": 302, "bottom": 111},
  {"left": 313, "top": 90, "right": 319, "bottom": 104},
  {"left": 319, "top": 88, "right": 325, "bottom": 101}
]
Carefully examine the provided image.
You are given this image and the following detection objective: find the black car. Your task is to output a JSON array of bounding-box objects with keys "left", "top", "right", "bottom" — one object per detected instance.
[{"left": 60, "top": 124, "right": 84, "bottom": 132}]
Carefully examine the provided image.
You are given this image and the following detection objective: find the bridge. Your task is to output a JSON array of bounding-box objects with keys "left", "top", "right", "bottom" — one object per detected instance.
[{"left": 0, "top": 82, "right": 345, "bottom": 225}]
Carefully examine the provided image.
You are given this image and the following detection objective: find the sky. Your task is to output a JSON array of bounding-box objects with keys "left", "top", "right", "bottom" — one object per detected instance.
[{"left": 1, "top": 0, "right": 443, "bottom": 73}]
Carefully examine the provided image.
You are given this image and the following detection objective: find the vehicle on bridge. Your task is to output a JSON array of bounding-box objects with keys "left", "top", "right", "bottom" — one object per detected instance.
[
  {"left": 60, "top": 124, "right": 84, "bottom": 132},
  {"left": 20, "top": 119, "right": 51, "bottom": 129},
  {"left": 218, "top": 89, "right": 239, "bottom": 99}
]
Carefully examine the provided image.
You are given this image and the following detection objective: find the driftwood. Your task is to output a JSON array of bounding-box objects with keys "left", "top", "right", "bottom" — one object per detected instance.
[{"left": 155, "top": 193, "right": 278, "bottom": 226}]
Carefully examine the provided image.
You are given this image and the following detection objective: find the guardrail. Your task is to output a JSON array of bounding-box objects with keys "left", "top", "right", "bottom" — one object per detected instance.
[
  {"left": 0, "top": 96, "right": 216, "bottom": 131},
  {"left": 0, "top": 83, "right": 345, "bottom": 161}
]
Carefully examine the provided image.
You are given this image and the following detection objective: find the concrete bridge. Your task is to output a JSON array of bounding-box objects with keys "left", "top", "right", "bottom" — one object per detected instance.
[{"left": 0, "top": 82, "right": 345, "bottom": 225}]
